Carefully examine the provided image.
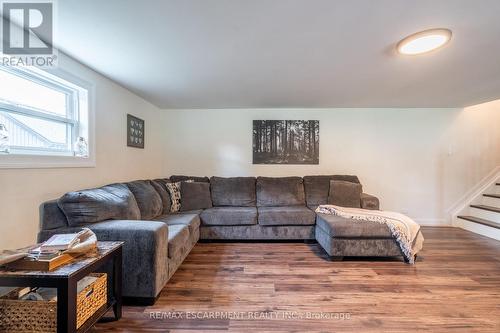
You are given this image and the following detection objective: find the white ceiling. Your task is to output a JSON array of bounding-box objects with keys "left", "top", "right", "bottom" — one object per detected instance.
[{"left": 55, "top": 0, "right": 500, "bottom": 108}]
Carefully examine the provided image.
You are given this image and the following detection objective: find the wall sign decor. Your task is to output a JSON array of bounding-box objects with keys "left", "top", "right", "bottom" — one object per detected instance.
[
  {"left": 127, "top": 114, "right": 145, "bottom": 148},
  {"left": 253, "top": 120, "right": 319, "bottom": 164}
]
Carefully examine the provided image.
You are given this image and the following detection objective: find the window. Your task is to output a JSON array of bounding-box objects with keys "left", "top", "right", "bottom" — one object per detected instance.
[{"left": 0, "top": 65, "right": 93, "bottom": 168}]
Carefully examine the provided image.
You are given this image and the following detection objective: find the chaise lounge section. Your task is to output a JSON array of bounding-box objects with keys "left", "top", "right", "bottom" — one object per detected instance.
[{"left": 302, "top": 175, "right": 403, "bottom": 260}]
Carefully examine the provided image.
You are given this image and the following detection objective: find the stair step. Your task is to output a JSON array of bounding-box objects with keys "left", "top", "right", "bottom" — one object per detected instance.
[
  {"left": 470, "top": 204, "right": 500, "bottom": 213},
  {"left": 470, "top": 205, "right": 500, "bottom": 223},
  {"left": 457, "top": 216, "right": 500, "bottom": 229},
  {"left": 484, "top": 193, "right": 500, "bottom": 199},
  {"left": 483, "top": 196, "right": 500, "bottom": 207}
]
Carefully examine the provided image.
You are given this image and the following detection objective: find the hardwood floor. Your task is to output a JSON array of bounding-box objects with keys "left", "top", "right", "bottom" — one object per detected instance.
[{"left": 92, "top": 227, "right": 500, "bottom": 332}]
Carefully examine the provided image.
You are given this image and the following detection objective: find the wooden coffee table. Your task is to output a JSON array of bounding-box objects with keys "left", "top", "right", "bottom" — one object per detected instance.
[{"left": 0, "top": 241, "right": 123, "bottom": 333}]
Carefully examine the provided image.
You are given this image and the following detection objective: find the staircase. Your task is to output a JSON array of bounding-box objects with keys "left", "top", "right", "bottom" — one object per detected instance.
[{"left": 456, "top": 181, "right": 500, "bottom": 241}]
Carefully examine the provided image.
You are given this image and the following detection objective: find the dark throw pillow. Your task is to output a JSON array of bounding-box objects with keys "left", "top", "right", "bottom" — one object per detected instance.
[
  {"left": 303, "top": 175, "right": 360, "bottom": 207},
  {"left": 180, "top": 181, "right": 213, "bottom": 211},
  {"left": 328, "top": 180, "right": 362, "bottom": 208}
]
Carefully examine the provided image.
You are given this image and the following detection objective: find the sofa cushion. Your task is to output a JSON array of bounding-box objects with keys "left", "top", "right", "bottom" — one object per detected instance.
[
  {"left": 126, "top": 180, "right": 163, "bottom": 219},
  {"left": 328, "top": 180, "right": 362, "bottom": 208},
  {"left": 180, "top": 182, "right": 213, "bottom": 211},
  {"left": 167, "top": 224, "right": 190, "bottom": 259},
  {"left": 258, "top": 206, "right": 315, "bottom": 226},
  {"left": 332, "top": 175, "right": 360, "bottom": 184},
  {"left": 304, "top": 175, "right": 360, "bottom": 207},
  {"left": 170, "top": 175, "right": 210, "bottom": 183},
  {"left": 58, "top": 183, "right": 141, "bottom": 227},
  {"left": 200, "top": 207, "right": 257, "bottom": 226},
  {"left": 151, "top": 179, "right": 171, "bottom": 214},
  {"left": 210, "top": 177, "right": 256, "bottom": 207},
  {"left": 154, "top": 213, "right": 200, "bottom": 235},
  {"left": 316, "top": 213, "right": 392, "bottom": 238},
  {"left": 256, "top": 177, "right": 305, "bottom": 207}
]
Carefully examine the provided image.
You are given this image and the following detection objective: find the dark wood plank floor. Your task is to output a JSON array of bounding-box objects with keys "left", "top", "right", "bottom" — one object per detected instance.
[{"left": 92, "top": 227, "right": 500, "bottom": 332}]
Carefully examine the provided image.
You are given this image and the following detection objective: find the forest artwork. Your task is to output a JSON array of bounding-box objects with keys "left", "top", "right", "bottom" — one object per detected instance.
[{"left": 253, "top": 120, "right": 319, "bottom": 164}]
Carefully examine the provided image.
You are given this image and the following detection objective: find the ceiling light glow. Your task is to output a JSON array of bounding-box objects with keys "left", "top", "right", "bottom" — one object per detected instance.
[{"left": 397, "top": 29, "right": 452, "bottom": 55}]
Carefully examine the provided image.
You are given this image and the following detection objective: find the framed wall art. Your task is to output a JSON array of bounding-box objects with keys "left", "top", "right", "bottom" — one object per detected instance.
[
  {"left": 253, "top": 120, "right": 319, "bottom": 164},
  {"left": 127, "top": 114, "right": 145, "bottom": 148}
]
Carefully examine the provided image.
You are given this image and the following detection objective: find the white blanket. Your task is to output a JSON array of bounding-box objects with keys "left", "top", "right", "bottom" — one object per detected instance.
[{"left": 316, "top": 205, "right": 424, "bottom": 263}]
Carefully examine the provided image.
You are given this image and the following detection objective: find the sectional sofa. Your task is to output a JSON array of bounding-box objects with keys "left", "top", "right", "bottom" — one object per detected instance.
[{"left": 38, "top": 175, "right": 401, "bottom": 305}]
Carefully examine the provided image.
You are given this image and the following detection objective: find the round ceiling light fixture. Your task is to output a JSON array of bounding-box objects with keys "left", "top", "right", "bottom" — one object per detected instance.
[{"left": 397, "top": 28, "right": 452, "bottom": 55}]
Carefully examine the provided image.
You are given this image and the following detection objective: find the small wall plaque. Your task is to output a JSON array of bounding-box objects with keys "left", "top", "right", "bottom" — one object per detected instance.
[{"left": 127, "top": 114, "right": 144, "bottom": 148}]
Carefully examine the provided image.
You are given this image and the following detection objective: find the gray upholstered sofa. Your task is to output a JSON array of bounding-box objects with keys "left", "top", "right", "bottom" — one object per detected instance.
[{"left": 38, "top": 174, "right": 400, "bottom": 305}]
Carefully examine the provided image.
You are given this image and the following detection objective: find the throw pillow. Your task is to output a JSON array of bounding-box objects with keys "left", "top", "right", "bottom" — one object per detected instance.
[
  {"left": 180, "top": 181, "right": 213, "bottom": 211},
  {"left": 327, "top": 180, "right": 362, "bottom": 208},
  {"left": 166, "top": 180, "right": 193, "bottom": 213}
]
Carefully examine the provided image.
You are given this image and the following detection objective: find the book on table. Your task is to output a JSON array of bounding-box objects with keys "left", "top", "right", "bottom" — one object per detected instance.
[
  {"left": 39, "top": 233, "right": 81, "bottom": 253},
  {"left": 3, "top": 233, "right": 83, "bottom": 271},
  {"left": 7, "top": 252, "right": 79, "bottom": 271}
]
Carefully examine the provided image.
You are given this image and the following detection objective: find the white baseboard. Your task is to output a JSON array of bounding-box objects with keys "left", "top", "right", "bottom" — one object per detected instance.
[{"left": 414, "top": 218, "right": 449, "bottom": 226}]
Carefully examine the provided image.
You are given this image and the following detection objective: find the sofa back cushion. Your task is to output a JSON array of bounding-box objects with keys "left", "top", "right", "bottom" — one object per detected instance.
[
  {"left": 256, "top": 177, "right": 305, "bottom": 207},
  {"left": 126, "top": 180, "right": 163, "bottom": 219},
  {"left": 304, "top": 175, "right": 360, "bottom": 207},
  {"left": 180, "top": 182, "right": 213, "bottom": 211},
  {"left": 328, "top": 180, "right": 362, "bottom": 208},
  {"left": 58, "top": 183, "right": 141, "bottom": 227},
  {"left": 40, "top": 200, "right": 68, "bottom": 230},
  {"left": 210, "top": 177, "right": 256, "bottom": 207},
  {"left": 151, "top": 179, "right": 171, "bottom": 214},
  {"left": 170, "top": 175, "right": 210, "bottom": 183}
]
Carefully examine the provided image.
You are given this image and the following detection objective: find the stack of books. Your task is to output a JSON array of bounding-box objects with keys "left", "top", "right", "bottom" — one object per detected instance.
[
  {"left": 7, "top": 233, "right": 82, "bottom": 271},
  {"left": 28, "top": 233, "right": 81, "bottom": 259}
]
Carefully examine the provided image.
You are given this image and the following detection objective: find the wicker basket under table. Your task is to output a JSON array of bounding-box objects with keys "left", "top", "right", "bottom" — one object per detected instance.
[{"left": 0, "top": 273, "right": 107, "bottom": 332}]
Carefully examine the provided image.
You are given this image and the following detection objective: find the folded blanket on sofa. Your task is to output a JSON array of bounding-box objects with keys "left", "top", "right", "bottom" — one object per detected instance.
[{"left": 316, "top": 205, "right": 424, "bottom": 263}]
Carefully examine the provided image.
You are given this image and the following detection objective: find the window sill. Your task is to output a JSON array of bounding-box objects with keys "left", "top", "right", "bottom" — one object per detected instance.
[{"left": 0, "top": 154, "right": 96, "bottom": 169}]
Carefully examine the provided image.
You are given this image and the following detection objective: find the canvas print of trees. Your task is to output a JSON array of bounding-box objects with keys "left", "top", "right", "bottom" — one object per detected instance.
[{"left": 253, "top": 120, "right": 319, "bottom": 164}]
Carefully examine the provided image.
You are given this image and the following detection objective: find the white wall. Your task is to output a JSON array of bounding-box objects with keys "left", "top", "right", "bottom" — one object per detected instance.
[
  {"left": 0, "top": 54, "right": 165, "bottom": 249},
  {"left": 1, "top": 53, "right": 499, "bottom": 250},
  {"left": 162, "top": 102, "right": 500, "bottom": 226}
]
